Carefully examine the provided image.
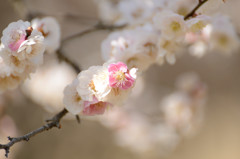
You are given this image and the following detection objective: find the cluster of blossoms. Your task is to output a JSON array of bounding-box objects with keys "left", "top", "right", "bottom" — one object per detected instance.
[
  {"left": 63, "top": 62, "right": 137, "bottom": 116},
  {"left": 0, "top": 17, "right": 60, "bottom": 93},
  {"left": 99, "top": 0, "right": 239, "bottom": 70},
  {"left": 99, "top": 73, "right": 207, "bottom": 154}
]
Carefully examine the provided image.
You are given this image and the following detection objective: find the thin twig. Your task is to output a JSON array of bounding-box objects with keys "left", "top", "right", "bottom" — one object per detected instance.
[
  {"left": 0, "top": 108, "right": 68, "bottom": 157},
  {"left": 61, "top": 22, "right": 126, "bottom": 45},
  {"left": 184, "top": 0, "right": 208, "bottom": 20},
  {"left": 56, "top": 22, "right": 126, "bottom": 73}
]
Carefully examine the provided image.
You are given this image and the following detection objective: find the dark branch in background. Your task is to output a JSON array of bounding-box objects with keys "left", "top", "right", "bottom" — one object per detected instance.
[
  {"left": 0, "top": 109, "right": 68, "bottom": 157},
  {"left": 56, "top": 22, "right": 126, "bottom": 73},
  {"left": 61, "top": 22, "right": 126, "bottom": 44},
  {"left": 184, "top": 0, "right": 208, "bottom": 20}
]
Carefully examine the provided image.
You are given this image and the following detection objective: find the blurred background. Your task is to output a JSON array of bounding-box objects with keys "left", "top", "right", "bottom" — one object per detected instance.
[{"left": 1, "top": 0, "right": 240, "bottom": 159}]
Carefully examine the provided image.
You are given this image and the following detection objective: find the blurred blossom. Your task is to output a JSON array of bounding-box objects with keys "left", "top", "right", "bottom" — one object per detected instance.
[
  {"left": 208, "top": 15, "right": 240, "bottom": 54},
  {"left": 101, "top": 28, "right": 158, "bottom": 71},
  {"left": 31, "top": 17, "right": 61, "bottom": 53},
  {"left": 22, "top": 54, "right": 77, "bottom": 113},
  {"left": 189, "top": 41, "right": 208, "bottom": 58},
  {"left": 99, "top": 107, "right": 180, "bottom": 155},
  {"left": 153, "top": 10, "right": 187, "bottom": 41},
  {"left": 156, "top": 37, "right": 184, "bottom": 65},
  {"left": 94, "top": 0, "right": 166, "bottom": 25},
  {"left": 161, "top": 73, "right": 207, "bottom": 136}
]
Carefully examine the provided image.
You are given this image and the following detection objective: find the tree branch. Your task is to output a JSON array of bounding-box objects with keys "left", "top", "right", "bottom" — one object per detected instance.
[
  {"left": 184, "top": 0, "right": 208, "bottom": 20},
  {"left": 0, "top": 108, "right": 68, "bottom": 158},
  {"left": 56, "top": 22, "right": 126, "bottom": 73}
]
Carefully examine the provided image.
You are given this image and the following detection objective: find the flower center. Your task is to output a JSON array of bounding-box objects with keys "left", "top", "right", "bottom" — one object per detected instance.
[
  {"left": 171, "top": 21, "right": 181, "bottom": 32},
  {"left": 74, "top": 93, "right": 82, "bottom": 102},
  {"left": 89, "top": 80, "right": 97, "bottom": 92},
  {"left": 115, "top": 71, "right": 126, "bottom": 82}
]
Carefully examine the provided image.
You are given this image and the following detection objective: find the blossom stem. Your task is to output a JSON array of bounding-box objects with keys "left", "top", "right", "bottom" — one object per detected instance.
[
  {"left": 0, "top": 108, "right": 68, "bottom": 158},
  {"left": 184, "top": 0, "right": 208, "bottom": 20}
]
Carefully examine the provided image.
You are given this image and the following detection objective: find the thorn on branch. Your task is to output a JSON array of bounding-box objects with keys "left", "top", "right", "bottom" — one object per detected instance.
[
  {"left": 7, "top": 137, "right": 13, "bottom": 141},
  {"left": 75, "top": 115, "right": 81, "bottom": 124}
]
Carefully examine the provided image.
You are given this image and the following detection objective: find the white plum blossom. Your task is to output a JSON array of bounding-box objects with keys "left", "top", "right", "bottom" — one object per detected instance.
[
  {"left": 0, "top": 45, "right": 28, "bottom": 93},
  {"left": 63, "top": 79, "right": 83, "bottom": 115},
  {"left": 101, "top": 29, "right": 158, "bottom": 71},
  {"left": 31, "top": 17, "right": 61, "bottom": 53},
  {"left": 0, "top": 48, "right": 28, "bottom": 74},
  {"left": 153, "top": 10, "right": 187, "bottom": 41},
  {"left": 208, "top": 15, "right": 240, "bottom": 54},
  {"left": 76, "top": 65, "right": 103, "bottom": 101}
]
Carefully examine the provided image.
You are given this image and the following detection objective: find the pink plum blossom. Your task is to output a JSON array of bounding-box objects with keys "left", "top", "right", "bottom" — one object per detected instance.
[{"left": 108, "top": 62, "right": 135, "bottom": 90}]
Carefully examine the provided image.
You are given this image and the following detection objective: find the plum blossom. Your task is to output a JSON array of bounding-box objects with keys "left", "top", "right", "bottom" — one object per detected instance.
[
  {"left": 1, "top": 20, "right": 30, "bottom": 52},
  {"left": 31, "top": 17, "right": 61, "bottom": 53},
  {"left": 153, "top": 10, "right": 187, "bottom": 41},
  {"left": 76, "top": 65, "right": 103, "bottom": 101},
  {"left": 108, "top": 62, "right": 136, "bottom": 90},
  {"left": 208, "top": 15, "right": 240, "bottom": 54},
  {"left": 1, "top": 20, "right": 45, "bottom": 63},
  {"left": 63, "top": 79, "right": 83, "bottom": 115},
  {"left": 101, "top": 29, "right": 158, "bottom": 71}
]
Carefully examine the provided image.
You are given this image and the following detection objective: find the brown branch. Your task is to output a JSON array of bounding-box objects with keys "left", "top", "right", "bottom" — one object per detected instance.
[
  {"left": 0, "top": 108, "right": 68, "bottom": 158},
  {"left": 61, "top": 22, "right": 126, "bottom": 44},
  {"left": 56, "top": 22, "right": 126, "bottom": 73},
  {"left": 184, "top": 0, "right": 208, "bottom": 20}
]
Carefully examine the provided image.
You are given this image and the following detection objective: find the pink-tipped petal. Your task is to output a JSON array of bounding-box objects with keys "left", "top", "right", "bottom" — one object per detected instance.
[
  {"left": 108, "top": 62, "right": 136, "bottom": 90},
  {"left": 9, "top": 34, "right": 26, "bottom": 52}
]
